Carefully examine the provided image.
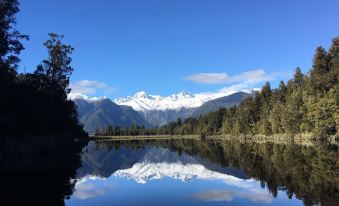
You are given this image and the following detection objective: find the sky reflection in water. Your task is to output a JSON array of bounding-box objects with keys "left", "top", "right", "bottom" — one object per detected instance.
[{"left": 66, "top": 140, "right": 306, "bottom": 206}]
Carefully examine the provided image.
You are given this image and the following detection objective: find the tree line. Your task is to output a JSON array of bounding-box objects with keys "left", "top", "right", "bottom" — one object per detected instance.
[
  {"left": 0, "top": 0, "right": 86, "bottom": 138},
  {"left": 98, "top": 38, "right": 338, "bottom": 138}
]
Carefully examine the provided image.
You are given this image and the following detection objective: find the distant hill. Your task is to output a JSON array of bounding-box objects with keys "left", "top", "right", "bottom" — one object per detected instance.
[
  {"left": 191, "top": 92, "right": 252, "bottom": 117},
  {"left": 71, "top": 96, "right": 149, "bottom": 133}
]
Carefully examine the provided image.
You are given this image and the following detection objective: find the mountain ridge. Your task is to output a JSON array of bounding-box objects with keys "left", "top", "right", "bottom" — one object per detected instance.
[
  {"left": 191, "top": 92, "right": 253, "bottom": 117},
  {"left": 69, "top": 90, "right": 256, "bottom": 129},
  {"left": 71, "top": 97, "right": 149, "bottom": 133},
  {"left": 114, "top": 90, "right": 240, "bottom": 111},
  {"left": 76, "top": 143, "right": 249, "bottom": 183}
]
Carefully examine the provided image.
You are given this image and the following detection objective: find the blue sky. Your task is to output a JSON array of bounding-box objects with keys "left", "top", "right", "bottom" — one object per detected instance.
[{"left": 16, "top": 0, "right": 339, "bottom": 98}]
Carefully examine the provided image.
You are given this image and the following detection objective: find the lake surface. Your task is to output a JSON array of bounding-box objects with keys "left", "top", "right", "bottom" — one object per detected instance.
[{"left": 64, "top": 139, "right": 338, "bottom": 206}]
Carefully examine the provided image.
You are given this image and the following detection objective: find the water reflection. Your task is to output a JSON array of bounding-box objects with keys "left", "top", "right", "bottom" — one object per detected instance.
[
  {"left": 73, "top": 181, "right": 114, "bottom": 200},
  {"left": 0, "top": 136, "right": 87, "bottom": 206},
  {"left": 192, "top": 189, "right": 273, "bottom": 203},
  {"left": 68, "top": 139, "right": 338, "bottom": 206}
]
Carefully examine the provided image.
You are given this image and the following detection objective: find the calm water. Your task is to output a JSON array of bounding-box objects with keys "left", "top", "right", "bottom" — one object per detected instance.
[{"left": 63, "top": 139, "right": 338, "bottom": 206}]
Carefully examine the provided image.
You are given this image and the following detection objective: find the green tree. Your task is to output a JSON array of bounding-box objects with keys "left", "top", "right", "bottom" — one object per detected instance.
[
  {"left": 282, "top": 90, "right": 304, "bottom": 134},
  {"left": 306, "top": 89, "right": 337, "bottom": 136},
  {"left": 310, "top": 47, "right": 331, "bottom": 95},
  {"left": 328, "top": 37, "right": 339, "bottom": 104},
  {"left": 106, "top": 124, "right": 113, "bottom": 135},
  {"left": 258, "top": 82, "right": 273, "bottom": 135},
  {"left": 293, "top": 67, "right": 304, "bottom": 87}
]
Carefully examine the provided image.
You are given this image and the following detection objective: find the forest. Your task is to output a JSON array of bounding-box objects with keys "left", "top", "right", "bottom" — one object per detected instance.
[{"left": 98, "top": 38, "right": 338, "bottom": 139}]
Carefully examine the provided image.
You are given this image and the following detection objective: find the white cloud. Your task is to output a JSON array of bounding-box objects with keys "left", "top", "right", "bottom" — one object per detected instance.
[
  {"left": 185, "top": 69, "right": 287, "bottom": 94},
  {"left": 218, "top": 83, "right": 261, "bottom": 94},
  {"left": 70, "top": 80, "right": 116, "bottom": 95},
  {"left": 192, "top": 190, "right": 273, "bottom": 203},
  {"left": 230, "top": 69, "right": 274, "bottom": 84},
  {"left": 185, "top": 73, "right": 230, "bottom": 84},
  {"left": 73, "top": 182, "right": 113, "bottom": 200},
  {"left": 185, "top": 69, "right": 276, "bottom": 85},
  {"left": 218, "top": 83, "right": 249, "bottom": 93}
]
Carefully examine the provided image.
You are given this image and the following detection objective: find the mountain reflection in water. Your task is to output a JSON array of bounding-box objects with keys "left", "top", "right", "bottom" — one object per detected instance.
[{"left": 67, "top": 139, "right": 338, "bottom": 206}]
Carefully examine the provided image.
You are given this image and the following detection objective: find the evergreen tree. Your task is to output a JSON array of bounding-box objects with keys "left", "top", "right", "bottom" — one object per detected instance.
[
  {"left": 114, "top": 126, "right": 120, "bottom": 136},
  {"left": 307, "top": 89, "right": 337, "bottom": 136},
  {"left": 259, "top": 82, "right": 272, "bottom": 135},
  {"left": 293, "top": 67, "right": 304, "bottom": 88},
  {"left": 328, "top": 37, "right": 339, "bottom": 105},
  {"left": 106, "top": 125, "right": 113, "bottom": 135},
  {"left": 277, "top": 80, "right": 287, "bottom": 103},
  {"left": 310, "top": 47, "right": 330, "bottom": 95},
  {"left": 327, "top": 38, "right": 339, "bottom": 87}
]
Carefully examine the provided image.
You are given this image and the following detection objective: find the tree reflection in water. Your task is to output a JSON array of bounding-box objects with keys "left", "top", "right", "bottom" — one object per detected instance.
[
  {"left": 0, "top": 136, "right": 87, "bottom": 206},
  {"left": 1, "top": 137, "right": 337, "bottom": 206},
  {"left": 94, "top": 139, "right": 338, "bottom": 206}
]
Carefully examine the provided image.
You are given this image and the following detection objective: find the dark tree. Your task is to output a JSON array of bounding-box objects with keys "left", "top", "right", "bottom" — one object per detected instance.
[
  {"left": 0, "top": 0, "right": 29, "bottom": 69},
  {"left": 34, "top": 33, "right": 74, "bottom": 97}
]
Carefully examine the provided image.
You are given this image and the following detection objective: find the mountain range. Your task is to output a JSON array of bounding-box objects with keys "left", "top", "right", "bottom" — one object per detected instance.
[
  {"left": 69, "top": 90, "right": 254, "bottom": 132},
  {"left": 76, "top": 141, "right": 248, "bottom": 182},
  {"left": 74, "top": 142, "right": 272, "bottom": 204},
  {"left": 70, "top": 94, "right": 149, "bottom": 133}
]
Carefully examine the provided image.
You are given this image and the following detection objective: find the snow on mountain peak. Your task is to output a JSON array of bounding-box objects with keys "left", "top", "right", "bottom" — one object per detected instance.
[
  {"left": 114, "top": 91, "right": 228, "bottom": 111},
  {"left": 70, "top": 89, "right": 256, "bottom": 112},
  {"left": 112, "top": 161, "right": 255, "bottom": 187},
  {"left": 134, "top": 91, "right": 148, "bottom": 98},
  {"left": 178, "top": 91, "right": 194, "bottom": 97},
  {"left": 68, "top": 93, "right": 107, "bottom": 102}
]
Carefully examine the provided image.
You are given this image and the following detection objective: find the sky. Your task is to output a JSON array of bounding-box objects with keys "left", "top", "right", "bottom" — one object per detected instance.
[{"left": 16, "top": 0, "right": 339, "bottom": 98}]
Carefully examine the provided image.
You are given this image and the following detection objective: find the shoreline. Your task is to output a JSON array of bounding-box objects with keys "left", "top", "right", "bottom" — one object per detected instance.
[
  {"left": 91, "top": 135, "right": 201, "bottom": 140},
  {"left": 91, "top": 133, "right": 338, "bottom": 146}
]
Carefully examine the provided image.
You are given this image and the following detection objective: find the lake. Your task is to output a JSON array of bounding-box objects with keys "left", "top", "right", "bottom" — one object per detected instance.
[{"left": 63, "top": 138, "right": 338, "bottom": 206}]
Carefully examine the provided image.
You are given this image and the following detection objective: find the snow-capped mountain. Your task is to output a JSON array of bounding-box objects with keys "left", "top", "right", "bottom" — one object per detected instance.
[
  {"left": 113, "top": 90, "right": 253, "bottom": 126},
  {"left": 68, "top": 92, "right": 108, "bottom": 102},
  {"left": 69, "top": 89, "right": 256, "bottom": 128},
  {"left": 68, "top": 93, "right": 149, "bottom": 132},
  {"left": 114, "top": 90, "right": 238, "bottom": 111},
  {"left": 75, "top": 161, "right": 273, "bottom": 203},
  {"left": 76, "top": 143, "right": 248, "bottom": 182},
  {"left": 112, "top": 161, "right": 249, "bottom": 185},
  {"left": 69, "top": 89, "right": 256, "bottom": 112},
  {"left": 74, "top": 141, "right": 273, "bottom": 204}
]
